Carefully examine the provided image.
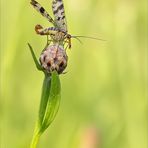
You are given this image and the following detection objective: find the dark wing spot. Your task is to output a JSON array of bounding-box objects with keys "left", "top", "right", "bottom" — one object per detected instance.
[
  {"left": 61, "top": 11, "right": 64, "bottom": 15},
  {"left": 30, "top": 0, "right": 38, "bottom": 5},
  {"left": 58, "top": 4, "right": 64, "bottom": 10},
  {"left": 53, "top": 10, "right": 58, "bottom": 15},
  {"left": 40, "top": 7, "right": 45, "bottom": 13},
  {"left": 53, "top": 4, "right": 64, "bottom": 14},
  {"left": 57, "top": 17, "right": 61, "bottom": 20},
  {"left": 61, "top": 16, "right": 65, "bottom": 19}
]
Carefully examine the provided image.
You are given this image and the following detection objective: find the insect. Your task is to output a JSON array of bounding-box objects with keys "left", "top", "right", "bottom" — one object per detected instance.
[
  {"left": 30, "top": 0, "right": 104, "bottom": 74},
  {"left": 30, "top": 0, "right": 71, "bottom": 73},
  {"left": 30, "top": 0, "right": 72, "bottom": 49}
]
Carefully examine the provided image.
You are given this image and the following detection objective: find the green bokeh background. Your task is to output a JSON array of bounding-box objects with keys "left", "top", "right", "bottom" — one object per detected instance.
[{"left": 0, "top": 0, "right": 147, "bottom": 148}]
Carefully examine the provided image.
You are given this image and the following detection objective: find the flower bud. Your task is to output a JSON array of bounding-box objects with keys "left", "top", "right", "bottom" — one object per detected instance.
[{"left": 39, "top": 44, "right": 68, "bottom": 74}]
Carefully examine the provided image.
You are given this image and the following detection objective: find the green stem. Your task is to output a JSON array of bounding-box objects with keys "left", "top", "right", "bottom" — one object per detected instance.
[
  {"left": 30, "top": 134, "right": 40, "bottom": 148},
  {"left": 30, "top": 124, "right": 41, "bottom": 148}
]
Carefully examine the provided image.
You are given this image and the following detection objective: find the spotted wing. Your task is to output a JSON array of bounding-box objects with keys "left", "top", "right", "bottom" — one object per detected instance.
[
  {"left": 52, "top": 0, "right": 67, "bottom": 33},
  {"left": 30, "top": 0, "right": 55, "bottom": 25}
]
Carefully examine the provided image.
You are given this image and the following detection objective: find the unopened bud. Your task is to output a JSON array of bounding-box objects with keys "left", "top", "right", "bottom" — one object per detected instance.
[{"left": 39, "top": 44, "right": 68, "bottom": 74}]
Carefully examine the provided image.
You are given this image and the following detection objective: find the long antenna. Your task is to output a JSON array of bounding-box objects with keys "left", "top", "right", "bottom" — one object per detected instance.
[
  {"left": 72, "top": 37, "right": 83, "bottom": 44},
  {"left": 71, "top": 35, "right": 106, "bottom": 41}
]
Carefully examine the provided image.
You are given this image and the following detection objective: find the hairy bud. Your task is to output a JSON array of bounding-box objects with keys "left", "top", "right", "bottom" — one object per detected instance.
[{"left": 39, "top": 44, "right": 68, "bottom": 74}]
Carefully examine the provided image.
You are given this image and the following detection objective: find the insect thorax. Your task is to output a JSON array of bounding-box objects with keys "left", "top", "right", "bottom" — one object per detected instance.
[{"left": 50, "top": 31, "right": 66, "bottom": 42}]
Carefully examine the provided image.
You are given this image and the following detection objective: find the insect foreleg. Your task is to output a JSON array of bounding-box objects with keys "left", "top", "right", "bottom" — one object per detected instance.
[
  {"left": 35, "top": 25, "right": 58, "bottom": 37},
  {"left": 35, "top": 25, "right": 50, "bottom": 35}
]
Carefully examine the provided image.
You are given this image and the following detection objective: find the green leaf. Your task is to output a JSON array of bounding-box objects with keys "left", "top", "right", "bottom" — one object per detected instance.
[
  {"left": 27, "top": 43, "right": 43, "bottom": 71},
  {"left": 38, "top": 73, "right": 51, "bottom": 126},
  {"left": 30, "top": 71, "right": 61, "bottom": 148},
  {"left": 40, "top": 71, "right": 61, "bottom": 133}
]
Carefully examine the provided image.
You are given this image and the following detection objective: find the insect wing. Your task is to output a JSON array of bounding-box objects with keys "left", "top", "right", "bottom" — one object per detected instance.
[
  {"left": 52, "top": 0, "right": 67, "bottom": 32},
  {"left": 30, "top": 0, "right": 55, "bottom": 25}
]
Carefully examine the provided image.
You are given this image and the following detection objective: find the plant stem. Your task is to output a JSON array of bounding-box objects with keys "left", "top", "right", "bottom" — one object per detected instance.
[{"left": 30, "top": 124, "right": 41, "bottom": 148}]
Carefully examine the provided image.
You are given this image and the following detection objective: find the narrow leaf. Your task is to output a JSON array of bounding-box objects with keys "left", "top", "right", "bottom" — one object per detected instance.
[
  {"left": 27, "top": 43, "right": 43, "bottom": 71},
  {"left": 38, "top": 73, "right": 51, "bottom": 126},
  {"left": 40, "top": 71, "right": 61, "bottom": 133}
]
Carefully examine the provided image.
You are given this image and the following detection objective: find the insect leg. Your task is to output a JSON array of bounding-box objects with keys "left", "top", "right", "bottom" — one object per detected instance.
[
  {"left": 67, "top": 38, "right": 71, "bottom": 49},
  {"left": 35, "top": 25, "right": 50, "bottom": 35},
  {"left": 64, "top": 43, "right": 69, "bottom": 50},
  {"left": 35, "top": 25, "right": 58, "bottom": 37},
  {"left": 46, "top": 35, "right": 52, "bottom": 46},
  {"left": 63, "top": 38, "right": 71, "bottom": 49}
]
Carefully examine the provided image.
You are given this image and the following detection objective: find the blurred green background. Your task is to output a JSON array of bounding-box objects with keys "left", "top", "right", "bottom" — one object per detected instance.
[{"left": 0, "top": 0, "right": 147, "bottom": 147}]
